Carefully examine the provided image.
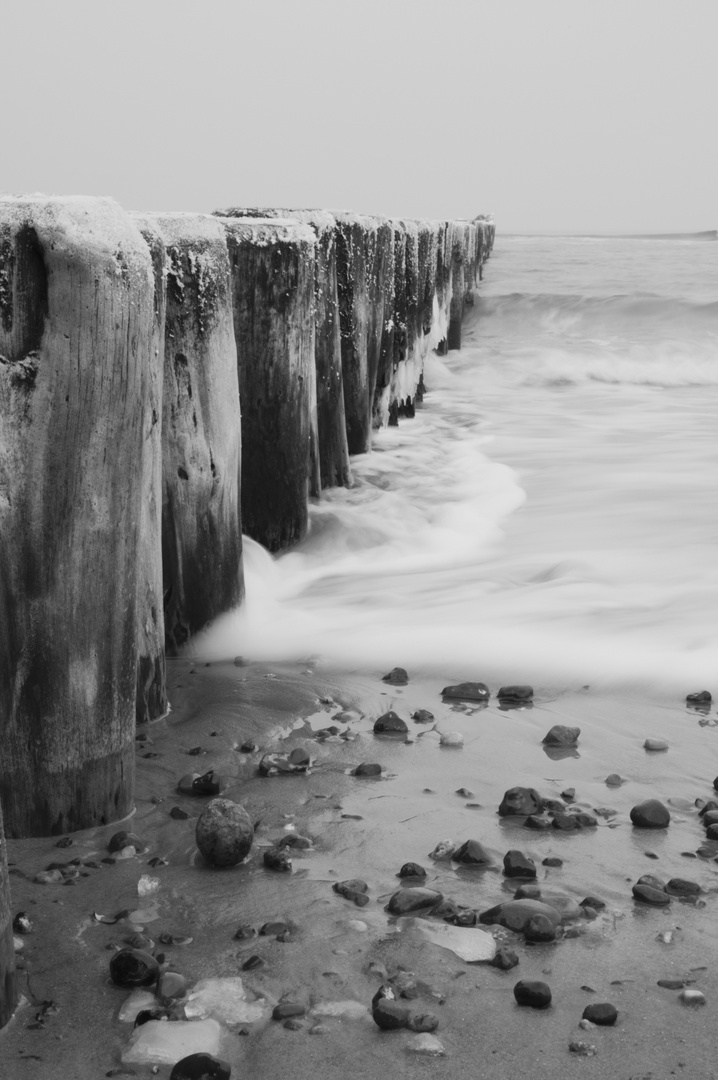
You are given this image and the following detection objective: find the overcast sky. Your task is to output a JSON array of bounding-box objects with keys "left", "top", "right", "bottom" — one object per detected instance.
[{"left": 4, "top": 0, "right": 716, "bottom": 233}]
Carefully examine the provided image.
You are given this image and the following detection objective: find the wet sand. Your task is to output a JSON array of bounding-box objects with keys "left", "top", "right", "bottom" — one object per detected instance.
[{"left": 2, "top": 658, "right": 717, "bottom": 1080}]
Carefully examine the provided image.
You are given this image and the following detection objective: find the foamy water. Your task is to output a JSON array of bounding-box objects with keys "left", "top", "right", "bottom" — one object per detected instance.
[{"left": 199, "top": 235, "right": 718, "bottom": 693}]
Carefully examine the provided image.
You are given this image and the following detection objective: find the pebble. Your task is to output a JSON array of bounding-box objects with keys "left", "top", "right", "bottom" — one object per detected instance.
[
  {"left": 632, "top": 882, "right": 671, "bottom": 905},
  {"left": 412, "top": 710, "right": 435, "bottom": 723},
  {"left": 542, "top": 725, "right": 580, "bottom": 746},
  {"left": 407, "top": 1013, "right": 439, "bottom": 1033},
  {"left": 177, "top": 770, "right": 221, "bottom": 796},
  {"left": 260, "top": 921, "right": 290, "bottom": 936},
  {"left": 499, "top": 787, "right": 543, "bottom": 816},
  {"left": 382, "top": 667, "right": 408, "bottom": 685},
  {"left": 569, "top": 1040, "right": 597, "bottom": 1056},
  {"left": 406, "top": 1033, "right": 446, "bottom": 1055},
  {"left": 497, "top": 685, "right": 533, "bottom": 702},
  {"left": 387, "top": 888, "right": 443, "bottom": 915},
  {"left": 644, "top": 738, "right": 669, "bottom": 751},
  {"left": 110, "top": 948, "right": 160, "bottom": 988},
  {"left": 372, "top": 998, "right": 411, "bottom": 1030},
  {"left": 34, "top": 869, "right": 64, "bottom": 884},
  {"left": 686, "top": 690, "right": 711, "bottom": 704},
  {"left": 333, "top": 879, "right": 369, "bottom": 906},
  {"left": 439, "top": 731, "right": 464, "bottom": 747},
  {"left": 582, "top": 1002, "right": 618, "bottom": 1025},
  {"left": 353, "top": 763, "right": 382, "bottom": 777},
  {"left": 525, "top": 815, "right": 552, "bottom": 830},
  {"left": 452, "top": 839, "right": 493, "bottom": 865},
  {"left": 398, "top": 862, "right": 426, "bottom": 878},
  {"left": 196, "top": 799, "right": 254, "bottom": 867},
  {"left": 514, "top": 980, "right": 552, "bottom": 1009},
  {"left": 542, "top": 857, "right": 563, "bottom": 868},
  {"left": 489, "top": 947, "right": 519, "bottom": 970},
  {"left": 665, "top": 878, "right": 701, "bottom": 897},
  {"left": 441, "top": 682, "right": 490, "bottom": 702},
  {"left": 258, "top": 749, "right": 310, "bottom": 776},
  {"left": 373, "top": 711, "right": 409, "bottom": 735},
  {"left": 12, "top": 912, "right": 33, "bottom": 934},
  {"left": 157, "top": 971, "right": 187, "bottom": 999},
  {"left": 429, "top": 839, "right": 456, "bottom": 860},
  {"left": 169, "top": 1053, "right": 231, "bottom": 1080},
  {"left": 523, "top": 914, "right": 556, "bottom": 943},
  {"left": 263, "top": 848, "right": 292, "bottom": 872},
  {"left": 170, "top": 807, "right": 190, "bottom": 820},
  {"left": 480, "top": 899, "right": 561, "bottom": 932},
  {"left": 233, "top": 925, "right": 256, "bottom": 940},
  {"left": 503, "top": 850, "right": 537, "bottom": 878},
  {"left": 605, "top": 773, "right": 623, "bottom": 787},
  {"left": 680, "top": 989, "right": 706, "bottom": 1005},
  {"left": 630, "top": 799, "right": 670, "bottom": 829},
  {"left": 108, "top": 831, "right": 145, "bottom": 853},
  {"left": 657, "top": 979, "right": 686, "bottom": 989},
  {"left": 272, "top": 1003, "right": 306, "bottom": 1021}
]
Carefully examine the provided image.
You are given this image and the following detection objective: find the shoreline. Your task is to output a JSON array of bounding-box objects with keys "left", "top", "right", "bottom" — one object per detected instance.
[{"left": 2, "top": 658, "right": 717, "bottom": 1079}]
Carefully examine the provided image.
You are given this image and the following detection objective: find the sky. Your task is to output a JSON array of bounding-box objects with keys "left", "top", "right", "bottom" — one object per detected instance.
[{"left": 3, "top": 0, "right": 716, "bottom": 233}]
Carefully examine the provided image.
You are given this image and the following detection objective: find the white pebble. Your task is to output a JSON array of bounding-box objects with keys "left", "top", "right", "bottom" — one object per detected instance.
[
  {"left": 137, "top": 875, "right": 160, "bottom": 897},
  {"left": 346, "top": 919, "right": 368, "bottom": 932},
  {"left": 406, "top": 1033, "right": 446, "bottom": 1056},
  {"left": 13, "top": 936, "right": 23, "bottom": 952},
  {"left": 680, "top": 989, "right": 706, "bottom": 1005},
  {"left": 578, "top": 1018, "right": 596, "bottom": 1030},
  {"left": 439, "top": 732, "right": 464, "bottom": 748}
]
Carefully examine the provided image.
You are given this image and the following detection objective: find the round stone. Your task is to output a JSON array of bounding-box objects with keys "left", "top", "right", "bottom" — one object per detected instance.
[
  {"left": 632, "top": 882, "right": 670, "bottom": 905},
  {"left": 372, "top": 999, "right": 410, "bottom": 1030},
  {"left": 109, "top": 948, "right": 160, "bottom": 988},
  {"left": 513, "top": 980, "right": 551, "bottom": 1009},
  {"left": 169, "top": 1051, "right": 232, "bottom": 1079},
  {"left": 583, "top": 1002, "right": 618, "bottom": 1025},
  {"left": 630, "top": 799, "right": 670, "bottom": 829},
  {"left": 441, "top": 682, "right": 490, "bottom": 702},
  {"left": 523, "top": 914, "right": 556, "bottom": 942},
  {"left": 373, "top": 711, "right": 408, "bottom": 734},
  {"left": 195, "top": 798, "right": 254, "bottom": 867},
  {"left": 12, "top": 912, "right": 33, "bottom": 935},
  {"left": 398, "top": 862, "right": 427, "bottom": 878}
]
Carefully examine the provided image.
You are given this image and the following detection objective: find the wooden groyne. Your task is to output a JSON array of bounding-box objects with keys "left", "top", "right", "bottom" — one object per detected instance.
[{"left": 0, "top": 194, "right": 492, "bottom": 1021}]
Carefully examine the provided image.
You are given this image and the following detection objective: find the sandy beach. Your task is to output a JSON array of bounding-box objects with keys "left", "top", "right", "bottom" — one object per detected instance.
[{"left": 2, "top": 657, "right": 717, "bottom": 1079}]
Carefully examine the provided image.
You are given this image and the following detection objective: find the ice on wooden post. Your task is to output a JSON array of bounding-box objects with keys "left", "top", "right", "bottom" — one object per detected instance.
[
  {"left": 0, "top": 195, "right": 157, "bottom": 837},
  {"left": 0, "top": 803, "right": 17, "bottom": 1027},
  {"left": 220, "top": 217, "right": 317, "bottom": 552},
  {"left": 129, "top": 214, "right": 167, "bottom": 722},
  {"left": 145, "top": 213, "right": 244, "bottom": 653}
]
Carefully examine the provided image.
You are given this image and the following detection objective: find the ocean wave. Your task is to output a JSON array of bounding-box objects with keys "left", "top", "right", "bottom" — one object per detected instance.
[
  {"left": 520, "top": 342, "right": 718, "bottom": 387},
  {"left": 476, "top": 292, "right": 718, "bottom": 335}
]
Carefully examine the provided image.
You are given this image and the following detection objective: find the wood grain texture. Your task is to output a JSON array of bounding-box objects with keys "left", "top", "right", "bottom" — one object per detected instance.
[
  {"left": 0, "top": 196, "right": 156, "bottom": 837},
  {"left": 0, "top": 802, "right": 17, "bottom": 1028},
  {"left": 146, "top": 213, "right": 244, "bottom": 653}
]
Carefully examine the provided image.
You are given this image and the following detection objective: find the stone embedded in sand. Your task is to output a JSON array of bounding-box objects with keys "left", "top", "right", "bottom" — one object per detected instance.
[
  {"left": 195, "top": 799, "right": 253, "bottom": 867},
  {"left": 439, "top": 731, "right": 464, "bottom": 747},
  {"left": 490, "top": 946, "right": 519, "bottom": 970},
  {"left": 632, "top": 882, "right": 670, "bottom": 905},
  {"left": 543, "top": 857, "right": 563, "bottom": 868},
  {"left": 680, "top": 989, "right": 706, "bottom": 1005},
  {"left": 542, "top": 725, "right": 580, "bottom": 747},
  {"left": 551, "top": 813, "right": 579, "bottom": 831},
  {"left": 398, "top": 862, "right": 427, "bottom": 878},
  {"left": 441, "top": 682, "right": 490, "bottom": 702},
  {"left": 580, "top": 895, "right": 606, "bottom": 910},
  {"left": 525, "top": 815, "right": 552, "bottom": 830},
  {"left": 497, "top": 685, "right": 533, "bottom": 701},
  {"left": 630, "top": 799, "right": 670, "bottom": 829},
  {"left": 264, "top": 848, "right": 292, "bottom": 872},
  {"left": 453, "top": 839, "right": 493, "bottom": 865},
  {"left": 480, "top": 899, "right": 561, "bottom": 932},
  {"left": 605, "top": 773, "right": 624, "bottom": 787},
  {"left": 373, "top": 711, "right": 409, "bottom": 734},
  {"left": 110, "top": 949, "right": 160, "bottom": 988},
  {"left": 687, "top": 691, "right": 712, "bottom": 704},
  {"left": 333, "top": 880, "right": 370, "bottom": 907},
  {"left": 382, "top": 667, "right": 409, "bottom": 685},
  {"left": 429, "top": 838, "right": 456, "bottom": 860},
  {"left": 665, "top": 878, "right": 701, "bottom": 897},
  {"left": 523, "top": 914, "right": 556, "bottom": 943},
  {"left": 108, "top": 831, "right": 145, "bottom": 853},
  {"left": 170, "top": 1054, "right": 231, "bottom": 1080},
  {"left": 406, "top": 1033, "right": 446, "bottom": 1055},
  {"left": 407, "top": 1013, "right": 439, "bottom": 1033},
  {"left": 514, "top": 884, "right": 541, "bottom": 900},
  {"left": 157, "top": 971, "right": 187, "bottom": 1000},
  {"left": 514, "top": 980, "right": 552, "bottom": 1009},
  {"left": 273, "top": 1003, "right": 306, "bottom": 1021},
  {"left": 373, "top": 998, "right": 411, "bottom": 1030},
  {"left": 582, "top": 1002, "right": 618, "bottom": 1025},
  {"left": 12, "top": 912, "right": 32, "bottom": 935},
  {"left": 503, "top": 850, "right": 537, "bottom": 878},
  {"left": 704, "top": 824, "right": 718, "bottom": 841},
  {"left": 387, "top": 888, "right": 443, "bottom": 915},
  {"left": 644, "top": 738, "right": 668, "bottom": 751},
  {"left": 499, "top": 787, "right": 543, "bottom": 817},
  {"left": 353, "top": 763, "right": 382, "bottom": 777},
  {"left": 701, "top": 810, "right": 718, "bottom": 827},
  {"left": 258, "top": 750, "right": 310, "bottom": 776},
  {"left": 412, "top": 710, "right": 435, "bottom": 723}
]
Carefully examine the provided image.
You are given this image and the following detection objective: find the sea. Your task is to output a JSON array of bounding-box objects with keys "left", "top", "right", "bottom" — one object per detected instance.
[{"left": 203, "top": 232, "right": 718, "bottom": 696}]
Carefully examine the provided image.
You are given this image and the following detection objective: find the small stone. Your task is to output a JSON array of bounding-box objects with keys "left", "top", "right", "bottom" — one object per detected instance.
[
  {"left": 480, "top": 899, "right": 561, "bottom": 932},
  {"left": 680, "top": 989, "right": 706, "bottom": 1005},
  {"left": 582, "top": 1002, "right": 617, "bottom": 1025},
  {"left": 333, "top": 879, "right": 369, "bottom": 899},
  {"left": 372, "top": 999, "right": 410, "bottom": 1030},
  {"left": 387, "top": 888, "right": 443, "bottom": 915},
  {"left": 704, "top": 824, "right": 718, "bottom": 841},
  {"left": 551, "top": 813, "right": 579, "bottom": 831},
  {"left": 503, "top": 850, "right": 537, "bottom": 878},
  {"left": 632, "top": 883, "right": 671, "bottom": 905},
  {"left": 373, "top": 711, "right": 408, "bottom": 735},
  {"left": 513, "top": 980, "right": 551, "bottom": 1009},
  {"left": 353, "top": 763, "right": 382, "bottom": 777},
  {"left": 453, "top": 839, "right": 493, "bottom": 865},
  {"left": 665, "top": 878, "right": 701, "bottom": 897},
  {"left": 233, "top": 925, "right": 256, "bottom": 940},
  {"left": 239, "top": 741, "right": 256, "bottom": 753},
  {"left": 569, "top": 1041, "right": 597, "bottom": 1056},
  {"left": 169, "top": 1053, "right": 231, "bottom": 1080},
  {"left": 439, "top": 731, "right": 464, "bottom": 747},
  {"left": 264, "top": 848, "right": 292, "bottom": 872},
  {"left": 12, "top": 912, "right": 33, "bottom": 934},
  {"left": 272, "top": 1003, "right": 306, "bottom": 1021},
  {"left": 277, "top": 833, "right": 312, "bottom": 850},
  {"left": 524, "top": 815, "right": 552, "bottom": 830},
  {"left": 542, "top": 857, "right": 563, "bottom": 867},
  {"left": 55, "top": 836, "right": 73, "bottom": 848},
  {"left": 686, "top": 691, "right": 711, "bottom": 704},
  {"left": 497, "top": 685, "right": 533, "bottom": 701},
  {"left": 170, "top": 807, "right": 190, "bottom": 820},
  {"left": 188, "top": 746, "right": 203, "bottom": 756},
  {"left": 542, "top": 725, "right": 580, "bottom": 747},
  {"left": 455, "top": 787, "right": 474, "bottom": 798},
  {"left": 441, "top": 682, "right": 490, "bottom": 702},
  {"left": 178, "top": 770, "right": 221, "bottom": 796},
  {"left": 158, "top": 971, "right": 187, "bottom": 1000},
  {"left": 110, "top": 949, "right": 160, "bottom": 988},
  {"left": 406, "top": 1013, "right": 439, "bottom": 1033},
  {"left": 406, "top": 1033, "right": 446, "bottom": 1055},
  {"left": 657, "top": 979, "right": 686, "bottom": 989},
  {"left": 560, "top": 787, "right": 576, "bottom": 802},
  {"left": 412, "top": 710, "right": 434, "bottom": 723},
  {"left": 233, "top": 655, "right": 247, "bottom": 666},
  {"left": 34, "top": 869, "right": 65, "bottom": 885},
  {"left": 260, "top": 920, "right": 290, "bottom": 936},
  {"left": 258, "top": 750, "right": 310, "bottom": 776},
  {"left": 108, "top": 831, "right": 144, "bottom": 853},
  {"left": 429, "top": 838, "right": 456, "bottom": 860},
  {"left": 523, "top": 914, "right": 556, "bottom": 942},
  {"left": 242, "top": 955, "right": 264, "bottom": 971},
  {"left": 605, "top": 774, "right": 623, "bottom": 787},
  {"left": 644, "top": 738, "right": 668, "bottom": 751},
  {"left": 489, "top": 947, "right": 519, "bottom": 971},
  {"left": 580, "top": 895, "right": 606, "bottom": 910},
  {"left": 398, "top": 862, "right": 427, "bottom": 878},
  {"left": 514, "top": 884, "right": 541, "bottom": 900},
  {"left": 382, "top": 667, "right": 408, "bottom": 686},
  {"left": 630, "top": 799, "right": 670, "bottom": 829},
  {"left": 196, "top": 799, "right": 254, "bottom": 867},
  {"left": 499, "top": 787, "right": 543, "bottom": 817}
]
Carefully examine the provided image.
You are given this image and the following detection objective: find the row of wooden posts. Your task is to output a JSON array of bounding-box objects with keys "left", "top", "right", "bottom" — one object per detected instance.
[{"left": 0, "top": 195, "right": 494, "bottom": 1025}]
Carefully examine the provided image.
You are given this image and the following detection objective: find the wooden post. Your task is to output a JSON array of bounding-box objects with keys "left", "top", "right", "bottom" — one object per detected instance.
[
  {"left": 129, "top": 215, "right": 167, "bottom": 723},
  {"left": 334, "top": 212, "right": 374, "bottom": 455},
  {"left": 447, "top": 222, "right": 467, "bottom": 351},
  {"left": 0, "top": 803, "right": 17, "bottom": 1028},
  {"left": 220, "top": 218, "right": 316, "bottom": 552},
  {"left": 144, "top": 214, "right": 244, "bottom": 653},
  {"left": 0, "top": 196, "right": 156, "bottom": 837}
]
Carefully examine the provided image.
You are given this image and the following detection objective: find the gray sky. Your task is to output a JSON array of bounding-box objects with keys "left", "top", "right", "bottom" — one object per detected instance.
[{"left": 4, "top": 0, "right": 716, "bottom": 232}]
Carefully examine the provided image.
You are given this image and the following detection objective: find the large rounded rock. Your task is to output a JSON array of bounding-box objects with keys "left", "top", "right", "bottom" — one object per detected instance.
[
  {"left": 514, "top": 980, "right": 551, "bottom": 1009},
  {"left": 196, "top": 799, "right": 254, "bottom": 867},
  {"left": 499, "top": 787, "right": 543, "bottom": 817},
  {"left": 109, "top": 948, "right": 160, "bottom": 988},
  {"left": 373, "top": 711, "right": 408, "bottom": 735},
  {"left": 170, "top": 1053, "right": 231, "bottom": 1080},
  {"left": 387, "top": 888, "right": 443, "bottom": 915},
  {"left": 630, "top": 800, "right": 670, "bottom": 829}
]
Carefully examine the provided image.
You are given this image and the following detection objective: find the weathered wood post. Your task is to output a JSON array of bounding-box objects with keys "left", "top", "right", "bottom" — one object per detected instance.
[
  {"left": 365, "top": 218, "right": 394, "bottom": 431},
  {"left": 447, "top": 221, "right": 467, "bottom": 351},
  {"left": 334, "top": 212, "right": 374, "bottom": 454},
  {"left": 129, "top": 215, "right": 167, "bottom": 722},
  {"left": 220, "top": 218, "right": 317, "bottom": 552},
  {"left": 144, "top": 213, "right": 244, "bottom": 653},
  {"left": 0, "top": 803, "right": 17, "bottom": 1028},
  {"left": 0, "top": 195, "right": 156, "bottom": 837}
]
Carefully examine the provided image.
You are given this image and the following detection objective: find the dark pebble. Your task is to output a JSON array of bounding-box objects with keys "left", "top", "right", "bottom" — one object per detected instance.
[
  {"left": 382, "top": 667, "right": 408, "bottom": 686},
  {"left": 657, "top": 979, "right": 686, "bottom": 989},
  {"left": 240, "top": 741, "right": 257, "bottom": 753},
  {"left": 551, "top": 813, "right": 579, "bottom": 831},
  {"left": 242, "top": 955, "right": 264, "bottom": 971},
  {"left": 630, "top": 800, "right": 670, "bottom": 829},
  {"left": 263, "top": 848, "right": 292, "bottom": 872},
  {"left": 440, "top": 682, "right": 490, "bottom": 702},
  {"left": 353, "top": 763, "right": 382, "bottom": 777},
  {"left": 387, "top": 887, "right": 443, "bottom": 915},
  {"left": 453, "top": 839, "right": 493, "bottom": 865},
  {"left": 580, "top": 895, "right": 606, "bottom": 910},
  {"left": 373, "top": 711, "right": 408, "bottom": 734},
  {"left": 497, "top": 685, "right": 533, "bottom": 701},
  {"left": 525, "top": 815, "right": 552, "bottom": 830},
  {"left": 514, "top": 980, "right": 551, "bottom": 1009},
  {"left": 398, "top": 862, "right": 427, "bottom": 878},
  {"left": 188, "top": 746, "right": 203, "bottom": 756},
  {"left": 582, "top": 1002, "right": 618, "bottom": 1025},
  {"left": 170, "top": 807, "right": 190, "bottom": 820},
  {"left": 541, "top": 725, "right": 580, "bottom": 746},
  {"left": 503, "top": 850, "right": 537, "bottom": 878},
  {"left": 490, "top": 947, "right": 519, "bottom": 971},
  {"left": 272, "top": 1003, "right": 306, "bottom": 1021},
  {"left": 260, "top": 921, "right": 290, "bottom": 936},
  {"left": 499, "top": 787, "right": 543, "bottom": 817},
  {"left": 372, "top": 999, "right": 410, "bottom": 1030},
  {"left": 686, "top": 691, "right": 712, "bottom": 704},
  {"left": 412, "top": 710, "right": 434, "bottom": 723},
  {"left": 107, "top": 831, "right": 144, "bottom": 853},
  {"left": 109, "top": 948, "right": 160, "bottom": 988},
  {"left": 513, "top": 884, "right": 541, "bottom": 900},
  {"left": 542, "top": 857, "right": 563, "bottom": 867},
  {"left": 523, "top": 914, "right": 556, "bottom": 943},
  {"left": 665, "top": 878, "right": 701, "bottom": 897},
  {"left": 55, "top": 837, "right": 73, "bottom": 848},
  {"left": 12, "top": 912, "right": 33, "bottom": 934},
  {"left": 632, "top": 883, "right": 671, "bottom": 905},
  {"left": 233, "top": 925, "right": 256, "bottom": 940}
]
